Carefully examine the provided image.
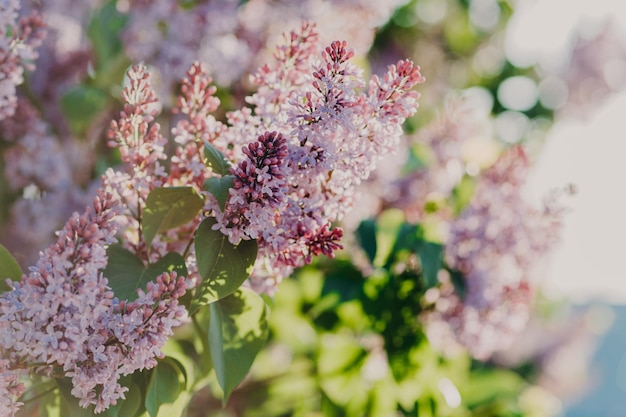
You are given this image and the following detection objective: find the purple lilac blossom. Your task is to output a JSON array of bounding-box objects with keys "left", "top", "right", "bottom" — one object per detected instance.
[
  {"left": 424, "top": 146, "right": 568, "bottom": 360},
  {"left": 104, "top": 64, "right": 169, "bottom": 260},
  {"left": 197, "top": 23, "right": 424, "bottom": 292},
  {"left": 0, "top": 0, "right": 45, "bottom": 121},
  {"left": 0, "top": 191, "right": 189, "bottom": 414}
]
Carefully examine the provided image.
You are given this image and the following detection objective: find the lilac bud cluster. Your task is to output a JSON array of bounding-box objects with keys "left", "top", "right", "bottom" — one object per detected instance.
[
  {"left": 170, "top": 62, "right": 226, "bottom": 190},
  {"left": 104, "top": 64, "right": 170, "bottom": 258},
  {"left": 213, "top": 131, "right": 288, "bottom": 245}
]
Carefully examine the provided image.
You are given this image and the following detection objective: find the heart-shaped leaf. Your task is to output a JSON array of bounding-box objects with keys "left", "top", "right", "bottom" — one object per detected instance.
[
  {"left": 192, "top": 218, "right": 257, "bottom": 311},
  {"left": 104, "top": 245, "right": 188, "bottom": 301},
  {"left": 145, "top": 358, "right": 185, "bottom": 417},
  {"left": 203, "top": 176, "right": 235, "bottom": 211},
  {"left": 204, "top": 142, "right": 231, "bottom": 176},
  {"left": 209, "top": 288, "right": 269, "bottom": 402},
  {"left": 142, "top": 187, "right": 204, "bottom": 250}
]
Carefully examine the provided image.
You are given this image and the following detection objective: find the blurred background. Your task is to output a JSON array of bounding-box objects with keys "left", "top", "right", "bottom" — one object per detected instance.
[{"left": 516, "top": 1, "right": 626, "bottom": 415}]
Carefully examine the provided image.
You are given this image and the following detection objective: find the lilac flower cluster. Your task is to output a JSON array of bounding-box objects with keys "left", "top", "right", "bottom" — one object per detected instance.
[
  {"left": 104, "top": 64, "right": 169, "bottom": 258},
  {"left": 121, "top": 0, "right": 407, "bottom": 93},
  {"left": 0, "top": 191, "right": 189, "bottom": 414},
  {"left": 170, "top": 62, "right": 225, "bottom": 190},
  {"left": 424, "top": 146, "right": 568, "bottom": 360},
  {"left": 191, "top": 22, "right": 425, "bottom": 292},
  {"left": 215, "top": 131, "right": 289, "bottom": 244},
  {"left": 0, "top": 0, "right": 45, "bottom": 120}
]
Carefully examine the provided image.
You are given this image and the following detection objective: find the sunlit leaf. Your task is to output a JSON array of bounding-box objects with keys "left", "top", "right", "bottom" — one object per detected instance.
[
  {"left": 203, "top": 176, "right": 235, "bottom": 211},
  {"left": 204, "top": 142, "right": 231, "bottom": 176},
  {"left": 142, "top": 187, "right": 204, "bottom": 250},
  {"left": 373, "top": 209, "right": 405, "bottom": 267},
  {"left": 192, "top": 217, "right": 257, "bottom": 310},
  {"left": 104, "top": 246, "right": 188, "bottom": 301},
  {"left": 208, "top": 288, "right": 269, "bottom": 402}
]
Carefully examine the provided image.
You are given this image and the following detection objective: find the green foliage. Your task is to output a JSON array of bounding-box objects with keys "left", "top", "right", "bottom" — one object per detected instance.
[
  {"left": 0, "top": 243, "right": 22, "bottom": 291},
  {"left": 208, "top": 288, "right": 269, "bottom": 402},
  {"left": 192, "top": 217, "right": 258, "bottom": 311},
  {"left": 203, "top": 176, "right": 235, "bottom": 211},
  {"left": 204, "top": 142, "right": 232, "bottom": 176},
  {"left": 142, "top": 187, "right": 204, "bottom": 250},
  {"left": 103, "top": 245, "right": 188, "bottom": 301},
  {"left": 145, "top": 359, "right": 186, "bottom": 417},
  {"left": 88, "top": 0, "right": 129, "bottom": 72},
  {"left": 60, "top": 86, "right": 108, "bottom": 137}
]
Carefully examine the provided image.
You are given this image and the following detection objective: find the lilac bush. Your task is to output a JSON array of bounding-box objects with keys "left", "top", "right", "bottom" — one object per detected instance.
[{"left": 0, "top": 0, "right": 603, "bottom": 416}]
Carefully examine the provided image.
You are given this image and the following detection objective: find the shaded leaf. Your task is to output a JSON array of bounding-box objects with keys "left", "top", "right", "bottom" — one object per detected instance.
[
  {"left": 104, "top": 246, "right": 188, "bottom": 301},
  {"left": 203, "top": 176, "right": 235, "bottom": 211},
  {"left": 0, "top": 243, "right": 22, "bottom": 292},
  {"left": 60, "top": 86, "right": 107, "bottom": 137},
  {"left": 192, "top": 217, "right": 257, "bottom": 310},
  {"left": 414, "top": 240, "right": 443, "bottom": 288},
  {"left": 88, "top": 0, "right": 128, "bottom": 72},
  {"left": 209, "top": 288, "right": 269, "bottom": 402},
  {"left": 204, "top": 142, "right": 231, "bottom": 176},
  {"left": 356, "top": 219, "right": 377, "bottom": 264},
  {"left": 142, "top": 187, "right": 204, "bottom": 250},
  {"left": 145, "top": 359, "right": 184, "bottom": 417}
]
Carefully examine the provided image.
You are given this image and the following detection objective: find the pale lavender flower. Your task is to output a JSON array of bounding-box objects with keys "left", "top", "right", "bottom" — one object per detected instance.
[
  {"left": 424, "top": 146, "right": 568, "bottom": 360},
  {"left": 0, "top": 190, "right": 189, "bottom": 413},
  {"left": 3, "top": 126, "right": 71, "bottom": 191},
  {"left": 0, "top": 359, "right": 25, "bottom": 417},
  {"left": 122, "top": 0, "right": 249, "bottom": 93},
  {"left": 0, "top": 0, "right": 45, "bottom": 120}
]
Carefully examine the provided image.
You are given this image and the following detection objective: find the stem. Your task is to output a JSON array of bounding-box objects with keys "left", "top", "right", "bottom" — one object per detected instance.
[
  {"left": 21, "top": 385, "right": 58, "bottom": 404},
  {"left": 182, "top": 235, "right": 195, "bottom": 259}
]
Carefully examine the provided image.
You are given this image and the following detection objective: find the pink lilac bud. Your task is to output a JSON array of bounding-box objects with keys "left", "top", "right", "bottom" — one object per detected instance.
[
  {"left": 213, "top": 131, "right": 288, "bottom": 245},
  {"left": 0, "top": 359, "right": 25, "bottom": 417}
]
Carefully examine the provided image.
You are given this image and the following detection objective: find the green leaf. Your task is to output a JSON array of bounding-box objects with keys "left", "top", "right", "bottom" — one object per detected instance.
[
  {"left": 373, "top": 209, "right": 405, "bottom": 267},
  {"left": 203, "top": 176, "right": 235, "bottom": 211},
  {"left": 88, "top": 0, "right": 129, "bottom": 72},
  {"left": 451, "top": 174, "right": 477, "bottom": 215},
  {"left": 104, "top": 246, "right": 188, "bottom": 301},
  {"left": 356, "top": 219, "right": 377, "bottom": 264},
  {"left": 414, "top": 239, "right": 444, "bottom": 288},
  {"left": 0, "top": 243, "right": 22, "bottom": 292},
  {"left": 60, "top": 86, "right": 108, "bottom": 137},
  {"left": 317, "top": 334, "right": 368, "bottom": 407},
  {"left": 192, "top": 217, "right": 257, "bottom": 310},
  {"left": 204, "top": 142, "right": 231, "bottom": 176},
  {"left": 145, "top": 359, "right": 184, "bottom": 417},
  {"left": 462, "top": 369, "right": 526, "bottom": 406},
  {"left": 208, "top": 288, "right": 269, "bottom": 402},
  {"left": 142, "top": 187, "right": 204, "bottom": 250}
]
